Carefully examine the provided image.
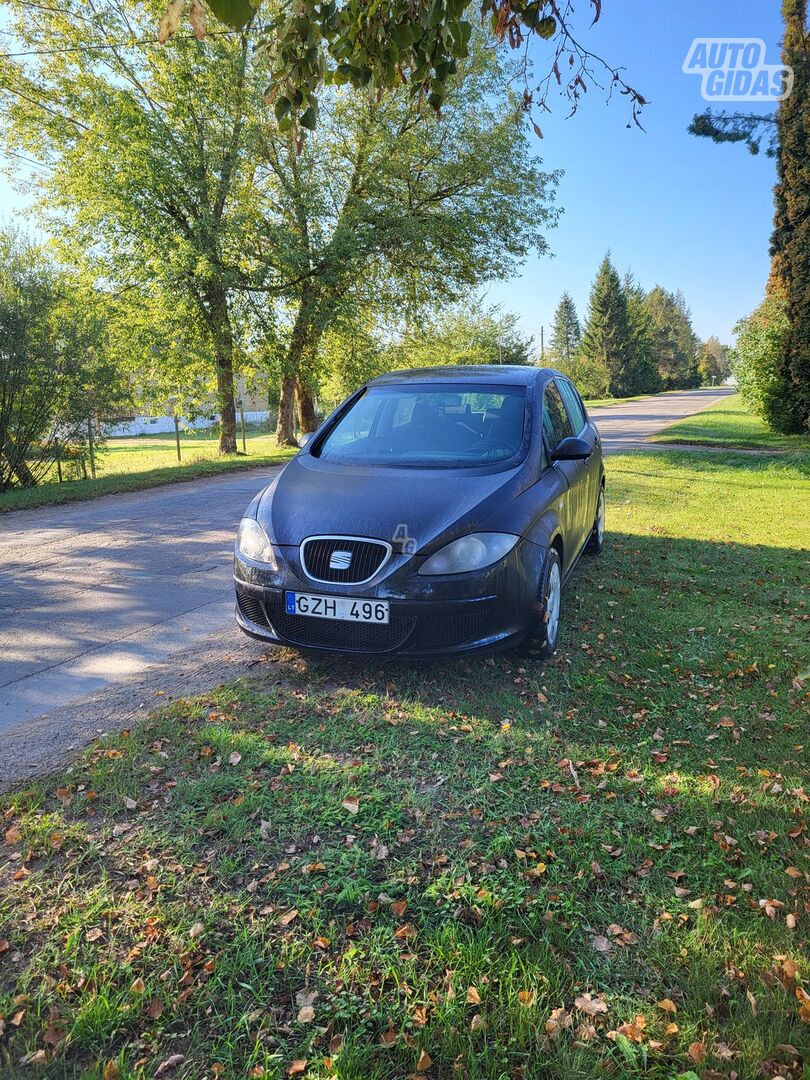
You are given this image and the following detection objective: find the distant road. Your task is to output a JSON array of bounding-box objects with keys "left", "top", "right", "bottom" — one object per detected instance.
[{"left": 0, "top": 385, "right": 734, "bottom": 784}]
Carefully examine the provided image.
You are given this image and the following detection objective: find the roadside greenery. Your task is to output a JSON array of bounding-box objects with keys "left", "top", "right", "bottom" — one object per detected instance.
[
  {"left": 2, "top": 446, "right": 807, "bottom": 1078},
  {"left": 0, "top": 435, "right": 297, "bottom": 513},
  {"left": 0, "top": 231, "right": 130, "bottom": 492},
  {"left": 549, "top": 256, "right": 726, "bottom": 400},
  {"left": 650, "top": 392, "right": 809, "bottom": 452}
]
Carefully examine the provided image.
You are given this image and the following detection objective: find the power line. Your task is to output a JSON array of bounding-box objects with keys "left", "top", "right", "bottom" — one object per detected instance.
[{"left": 0, "top": 25, "right": 263, "bottom": 60}]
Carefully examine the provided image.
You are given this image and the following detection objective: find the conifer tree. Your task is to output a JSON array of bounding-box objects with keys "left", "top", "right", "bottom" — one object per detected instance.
[
  {"left": 580, "top": 255, "right": 633, "bottom": 396},
  {"left": 770, "top": 0, "right": 810, "bottom": 433},
  {"left": 548, "top": 292, "right": 581, "bottom": 366}
]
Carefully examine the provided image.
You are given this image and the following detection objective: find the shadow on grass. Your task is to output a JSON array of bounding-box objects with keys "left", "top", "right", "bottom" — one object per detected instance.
[{"left": 1, "top": 526, "right": 806, "bottom": 1078}]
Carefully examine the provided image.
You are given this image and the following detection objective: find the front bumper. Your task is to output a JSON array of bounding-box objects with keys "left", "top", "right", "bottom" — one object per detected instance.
[{"left": 233, "top": 540, "right": 546, "bottom": 657}]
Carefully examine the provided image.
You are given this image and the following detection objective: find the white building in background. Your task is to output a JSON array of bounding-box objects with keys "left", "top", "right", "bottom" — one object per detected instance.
[{"left": 107, "top": 377, "right": 271, "bottom": 437}]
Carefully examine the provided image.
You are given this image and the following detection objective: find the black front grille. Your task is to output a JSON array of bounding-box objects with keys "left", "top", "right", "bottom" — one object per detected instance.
[
  {"left": 301, "top": 537, "right": 390, "bottom": 584},
  {"left": 416, "top": 607, "right": 494, "bottom": 649},
  {"left": 237, "top": 591, "right": 270, "bottom": 627},
  {"left": 265, "top": 599, "right": 415, "bottom": 653}
]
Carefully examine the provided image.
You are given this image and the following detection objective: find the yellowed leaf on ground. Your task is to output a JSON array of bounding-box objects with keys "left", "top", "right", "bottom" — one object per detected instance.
[
  {"left": 470, "top": 1013, "right": 487, "bottom": 1031},
  {"left": 342, "top": 796, "right": 360, "bottom": 815},
  {"left": 574, "top": 992, "right": 608, "bottom": 1016},
  {"left": 416, "top": 1049, "right": 432, "bottom": 1071},
  {"left": 688, "top": 1041, "right": 706, "bottom": 1063},
  {"left": 130, "top": 977, "right": 146, "bottom": 995},
  {"left": 657, "top": 998, "right": 677, "bottom": 1013},
  {"left": 287, "top": 1061, "right": 307, "bottom": 1076},
  {"left": 466, "top": 986, "right": 481, "bottom": 1005},
  {"left": 297, "top": 1005, "right": 315, "bottom": 1023}
]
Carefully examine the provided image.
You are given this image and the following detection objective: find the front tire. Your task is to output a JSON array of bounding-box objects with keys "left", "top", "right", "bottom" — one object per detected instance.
[
  {"left": 586, "top": 486, "right": 605, "bottom": 555},
  {"left": 533, "top": 547, "right": 562, "bottom": 657}
]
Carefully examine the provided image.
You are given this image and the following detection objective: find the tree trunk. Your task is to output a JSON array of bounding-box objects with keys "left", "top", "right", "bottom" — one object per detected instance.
[
  {"left": 296, "top": 379, "right": 318, "bottom": 434},
  {"left": 206, "top": 287, "right": 238, "bottom": 454},
  {"left": 276, "top": 285, "right": 318, "bottom": 447},
  {"left": 276, "top": 373, "right": 298, "bottom": 447}
]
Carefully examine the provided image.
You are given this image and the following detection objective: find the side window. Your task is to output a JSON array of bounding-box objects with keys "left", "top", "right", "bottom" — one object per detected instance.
[
  {"left": 558, "top": 379, "right": 587, "bottom": 434},
  {"left": 542, "top": 381, "right": 574, "bottom": 451}
]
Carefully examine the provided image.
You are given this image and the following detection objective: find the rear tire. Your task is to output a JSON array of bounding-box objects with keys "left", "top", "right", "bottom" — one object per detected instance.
[
  {"left": 586, "top": 485, "right": 605, "bottom": 555},
  {"left": 530, "top": 547, "right": 562, "bottom": 657}
]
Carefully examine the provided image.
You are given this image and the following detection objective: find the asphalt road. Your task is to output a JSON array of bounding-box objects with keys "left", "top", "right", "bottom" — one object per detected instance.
[{"left": 0, "top": 386, "right": 734, "bottom": 784}]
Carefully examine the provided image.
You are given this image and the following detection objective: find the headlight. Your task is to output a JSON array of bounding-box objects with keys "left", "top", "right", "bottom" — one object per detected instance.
[
  {"left": 236, "top": 518, "right": 278, "bottom": 568},
  {"left": 418, "top": 532, "right": 520, "bottom": 576}
]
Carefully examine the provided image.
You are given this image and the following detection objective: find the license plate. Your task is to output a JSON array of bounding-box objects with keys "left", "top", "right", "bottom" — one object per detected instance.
[{"left": 285, "top": 591, "right": 389, "bottom": 624}]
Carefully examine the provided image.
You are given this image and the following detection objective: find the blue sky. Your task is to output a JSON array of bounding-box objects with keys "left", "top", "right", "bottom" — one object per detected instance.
[
  {"left": 486, "top": 0, "right": 783, "bottom": 347},
  {"left": 0, "top": 1, "right": 782, "bottom": 347}
]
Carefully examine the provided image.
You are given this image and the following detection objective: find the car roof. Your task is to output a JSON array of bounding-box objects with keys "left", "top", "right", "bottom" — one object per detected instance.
[{"left": 368, "top": 365, "right": 559, "bottom": 388}]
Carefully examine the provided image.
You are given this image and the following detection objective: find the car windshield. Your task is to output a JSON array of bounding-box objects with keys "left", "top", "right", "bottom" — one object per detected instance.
[{"left": 316, "top": 384, "right": 528, "bottom": 467}]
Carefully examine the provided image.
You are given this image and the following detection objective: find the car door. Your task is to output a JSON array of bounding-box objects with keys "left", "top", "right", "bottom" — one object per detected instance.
[
  {"left": 558, "top": 378, "right": 601, "bottom": 534},
  {"left": 542, "top": 379, "right": 590, "bottom": 572}
]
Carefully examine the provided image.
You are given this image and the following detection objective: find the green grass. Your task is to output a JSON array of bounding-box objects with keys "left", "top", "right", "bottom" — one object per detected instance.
[
  {"left": 0, "top": 430, "right": 298, "bottom": 513},
  {"left": 1, "top": 448, "right": 809, "bottom": 1079},
  {"left": 649, "top": 393, "right": 810, "bottom": 452}
]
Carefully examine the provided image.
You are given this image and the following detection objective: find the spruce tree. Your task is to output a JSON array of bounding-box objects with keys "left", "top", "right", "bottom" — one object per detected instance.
[
  {"left": 580, "top": 255, "right": 633, "bottom": 396},
  {"left": 770, "top": 0, "right": 810, "bottom": 433},
  {"left": 623, "top": 274, "right": 662, "bottom": 394},
  {"left": 548, "top": 292, "right": 581, "bottom": 367}
]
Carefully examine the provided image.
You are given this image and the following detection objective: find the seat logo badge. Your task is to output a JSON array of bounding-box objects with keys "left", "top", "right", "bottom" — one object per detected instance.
[{"left": 329, "top": 550, "right": 352, "bottom": 570}]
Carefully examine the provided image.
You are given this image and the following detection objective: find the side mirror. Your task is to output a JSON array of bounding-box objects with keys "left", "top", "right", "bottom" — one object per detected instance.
[
  {"left": 297, "top": 432, "right": 314, "bottom": 449},
  {"left": 551, "top": 436, "right": 592, "bottom": 462}
]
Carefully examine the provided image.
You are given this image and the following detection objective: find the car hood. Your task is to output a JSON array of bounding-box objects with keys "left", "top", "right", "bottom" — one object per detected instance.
[{"left": 258, "top": 455, "right": 530, "bottom": 552}]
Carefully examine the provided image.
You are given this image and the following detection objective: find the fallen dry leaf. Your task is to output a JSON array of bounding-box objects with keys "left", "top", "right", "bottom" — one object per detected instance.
[
  {"left": 518, "top": 989, "right": 536, "bottom": 1007},
  {"left": 130, "top": 977, "right": 146, "bottom": 995},
  {"left": 154, "top": 1053, "right": 184, "bottom": 1076},
  {"left": 415, "top": 1049, "right": 432, "bottom": 1071},
  {"left": 688, "top": 1041, "right": 707, "bottom": 1063},
  {"left": 574, "top": 993, "right": 609, "bottom": 1016},
  {"left": 466, "top": 986, "right": 481, "bottom": 1005},
  {"left": 297, "top": 1005, "right": 315, "bottom": 1023},
  {"left": 228, "top": 751, "right": 242, "bottom": 766},
  {"left": 342, "top": 796, "right": 360, "bottom": 815},
  {"left": 287, "top": 1061, "right": 307, "bottom": 1077},
  {"left": 591, "top": 935, "right": 612, "bottom": 953},
  {"left": 470, "top": 1013, "right": 488, "bottom": 1032},
  {"left": 657, "top": 998, "right": 677, "bottom": 1014},
  {"left": 189, "top": 922, "right": 204, "bottom": 939}
]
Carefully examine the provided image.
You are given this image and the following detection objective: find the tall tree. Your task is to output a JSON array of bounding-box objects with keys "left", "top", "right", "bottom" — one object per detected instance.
[
  {"left": 690, "top": 0, "right": 810, "bottom": 432},
  {"left": 623, "top": 274, "right": 661, "bottom": 395},
  {"left": 548, "top": 292, "right": 581, "bottom": 367},
  {"left": 0, "top": 231, "right": 129, "bottom": 490},
  {"left": 260, "top": 38, "right": 558, "bottom": 443},
  {"left": 580, "top": 255, "right": 633, "bottom": 396},
  {"left": 644, "top": 287, "right": 700, "bottom": 390},
  {"left": 770, "top": 0, "right": 810, "bottom": 433},
  {"left": 697, "top": 336, "right": 731, "bottom": 385},
  {"left": 1, "top": 0, "right": 280, "bottom": 454}
]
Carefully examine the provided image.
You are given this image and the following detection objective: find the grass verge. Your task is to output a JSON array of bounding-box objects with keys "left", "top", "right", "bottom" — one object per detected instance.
[
  {"left": 0, "top": 443, "right": 297, "bottom": 514},
  {"left": 1, "top": 449, "right": 808, "bottom": 1078},
  {"left": 649, "top": 394, "right": 809, "bottom": 452}
]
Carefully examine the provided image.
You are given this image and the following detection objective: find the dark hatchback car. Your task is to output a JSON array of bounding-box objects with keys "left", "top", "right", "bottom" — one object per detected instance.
[{"left": 234, "top": 366, "right": 604, "bottom": 657}]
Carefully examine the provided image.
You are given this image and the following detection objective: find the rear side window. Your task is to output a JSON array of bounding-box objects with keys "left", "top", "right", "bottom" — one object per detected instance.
[
  {"left": 542, "top": 381, "right": 574, "bottom": 451},
  {"left": 558, "top": 379, "right": 587, "bottom": 434}
]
